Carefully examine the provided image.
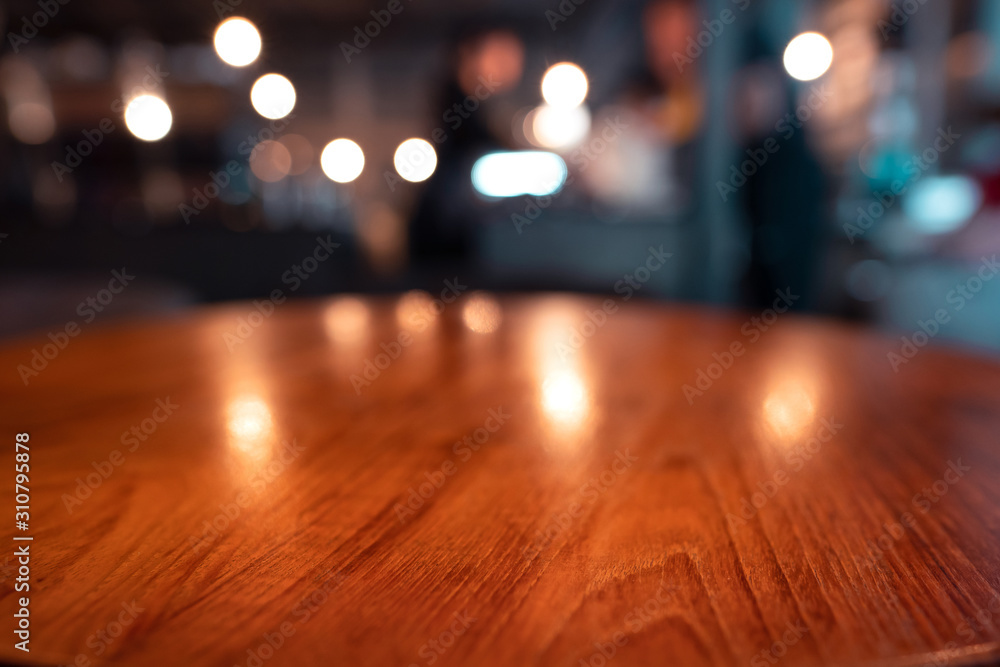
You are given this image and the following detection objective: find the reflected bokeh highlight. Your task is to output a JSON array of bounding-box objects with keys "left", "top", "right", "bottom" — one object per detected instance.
[
  {"left": 225, "top": 395, "right": 275, "bottom": 461},
  {"left": 541, "top": 369, "right": 590, "bottom": 429},
  {"left": 462, "top": 292, "right": 502, "bottom": 334},
  {"left": 395, "top": 290, "right": 438, "bottom": 331},
  {"left": 762, "top": 380, "right": 818, "bottom": 443},
  {"left": 324, "top": 297, "right": 371, "bottom": 345},
  {"left": 530, "top": 304, "right": 594, "bottom": 443}
]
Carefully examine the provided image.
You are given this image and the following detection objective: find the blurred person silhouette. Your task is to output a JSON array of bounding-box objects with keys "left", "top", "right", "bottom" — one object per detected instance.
[
  {"left": 408, "top": 26, "right": 524, "bottom": 266},
  {"left": 580, "top": 0, "right": 706, "bottom": 221},
  {"left": 730, "top": 58, "right": 826, "bottom": 311}
]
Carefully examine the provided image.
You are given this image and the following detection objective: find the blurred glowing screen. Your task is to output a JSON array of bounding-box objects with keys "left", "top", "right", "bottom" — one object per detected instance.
[
  {"left": 541, "top": 63, "right": 588, "bottom": 108},
  {"left": 124, "top": 95, "right": 172, "bottom": 141},
  {"left": 472, "top": 151, "right": 567, "bottom": 198},
  {"left": 903, "top": 176, "right": 982, "bottom": 234},
  {"left": 320, "top": 139, "right": 365, "bottom": 183},
  {"left": 251, "top": 74, "right": 296, "bottom": 120},
  {"left": 783, "top": 32, "right": 834, "bottom": 81},
  {"left": 214, "top": 18, "right": 261, "bottom": 67}
]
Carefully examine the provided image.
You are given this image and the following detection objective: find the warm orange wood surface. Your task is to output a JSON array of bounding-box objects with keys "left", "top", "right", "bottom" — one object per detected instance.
[{"left": 0, "top": 294, "right": 999, "bottom": 667}]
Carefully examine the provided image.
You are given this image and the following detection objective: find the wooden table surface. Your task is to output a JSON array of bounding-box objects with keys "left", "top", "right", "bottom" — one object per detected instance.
[{"left": 1, "top": 294, "right": 999, "bottom": 667}]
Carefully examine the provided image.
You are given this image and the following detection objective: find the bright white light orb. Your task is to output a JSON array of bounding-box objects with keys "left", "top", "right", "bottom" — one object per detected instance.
[
  {"left": 124, "top": 95, "right": 172, "bottom": 141},
  {"left": 531, "top": 104, "right": 591, "bottom": 150},
  {"left": 214, "top": 18, "right": 261, "bottom": 67},
  {"left": 783, "top": 32, "right": 834, "bottom": 81},
  {"left": 320, "top": 139, "right": 365, "bottom": 183},
  {"left": 472, "top": 151, "right": 567, "bottom": 198},
  {"left": 393, "top": 138, "right": 438, "bottom": 183},
  {"left": 250, "top": 73, "right": 296, "bottom": 120},
  {"left": 541, "top": 62, "right": 588, "bottom": 108}
]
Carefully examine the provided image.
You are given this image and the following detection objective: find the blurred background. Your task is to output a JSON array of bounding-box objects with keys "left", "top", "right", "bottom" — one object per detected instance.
[{"left": 0, "top": 0, "right": 998, "bottom": 353}]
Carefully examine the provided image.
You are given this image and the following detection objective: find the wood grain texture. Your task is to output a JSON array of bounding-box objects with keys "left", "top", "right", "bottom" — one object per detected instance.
[{"left": 0, "top": 294, "right": 998, "bottom": 667}]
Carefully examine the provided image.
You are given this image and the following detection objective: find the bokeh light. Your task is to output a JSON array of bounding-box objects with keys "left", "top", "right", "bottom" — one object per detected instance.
[
  {"left": 783, "top": 32, "right": 834, "bottom": 82},
  {"left": 541, "top": 370, "right": 589, "bottom": 427},
  {"left": 529, "top": 104, "right": 591, "bottom": 150},
  {"left": 458, "top": 30, "right": 524, "bottom": 95},
  {"left": 763, "top": 382, "right": 816, "bottom": 442},
  {"left": 324, "top": 297, "right": 370, "bottom": 344},
  {"left": 226, "top": 395, "right": 274, "bottom": 460},
  {"left": 124, "top": 95, "right": 172, "bottom": 141},
  {"left": 8, "top": 102, "right": 55, "bottom": 144},
  {"left": 396, "top": 290, "right": 437, "bottom": 330},
  {"left": 278, "top": 134, "right": 314, "bottom": 175},
  {"left": 462, "top": 292, "right": 503, "bottom": 334},
  {"left": 213, "top": 18, "right": 261, "bottom": 67},
  {"left": 249, "top": 140, "right": 293, "bottom": 183},
  {"left": 393, "top": 138, "right": 438, "bottom": 183},
  {"left": 250, "top": 73, "right": 296, "bottom": 120},
  {"left": 903, "top": 175, "right": 982, "bottom": 235},
  {"left": 320, "top": 139, "right": 365, "bottom": 183},
  {"left": 541, "top": 62, "right": 588, "bottom": 108}
]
